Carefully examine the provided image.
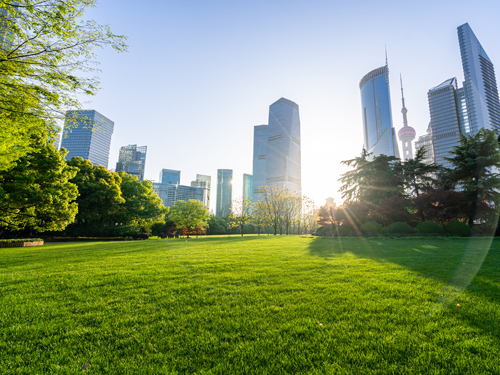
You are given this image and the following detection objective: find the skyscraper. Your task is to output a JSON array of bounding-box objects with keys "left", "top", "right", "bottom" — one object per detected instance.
[
  {"left": 458, "top": 23, "right": 500, "bottom": 134},
  {"left": 216, "top": 169, "right": 233, "bottom": 217},
  {"left": 159, "top": 169, "right": 180, "bottom": 185},
  {"left": 61, "top": 110, "right": 114, "bottom": 168},
  {"left": 243, "top": 174, "right": 253, "bottom": 201},
  {"left": 359, "top": 64, "right": 400, "bottom": 158},
  {"left": 153, "top": 183, "right": 203, "bottom": 208},
  {"left": 427, "top": 78, "right": 466, "bottom": 168},
  {"left": 397, "top": 76, "right": 416, "bottom": 160},
  {"left": 266, "top": 98, "right": 302, "bottom": 196},
  {"left": 191, "top": 174, "right": 211, "bottom": 209},
  {"left": 251, "top": 125, "right": 268, "bottom": 203},
  {"left": 414, "top": 123, "right": 435, "bottom": 165},
  {"left": 116, "top": 144, "right": 147, "bottom": 181}
]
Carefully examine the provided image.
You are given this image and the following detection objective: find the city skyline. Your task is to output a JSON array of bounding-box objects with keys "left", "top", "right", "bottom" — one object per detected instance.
[{"left": 77, "top": 1, "right": 500, "bottom": 205}]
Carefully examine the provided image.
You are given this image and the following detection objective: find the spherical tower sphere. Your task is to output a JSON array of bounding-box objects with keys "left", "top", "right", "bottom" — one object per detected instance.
[{"left": 398, "top": 126, "right": 416, "bottom": 142}]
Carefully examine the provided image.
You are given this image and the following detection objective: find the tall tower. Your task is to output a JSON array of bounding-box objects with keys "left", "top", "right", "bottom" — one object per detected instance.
[
  {"left": 116, "top": 144, "right": 147, "bottom": 181},
  {"left": 397, "top": 76, "right": 416, "bottom": 160},
  {"left": 266, "top": 98, "right": 302, "bottom": 196},
  {"left": 251, "top": 125, "right": 268, "bottom": 203},
  {"left": 359, "top": 64, "right": 400, "bottom": 159},
  {"left": 61, "top": 110, "right": 114, "bottom": 168},
  {"left": 216, "top": 169, "right": 233, "bottom": 217},
  {"left": 458, "top": 23, "right": 500, "bottom": 134}
]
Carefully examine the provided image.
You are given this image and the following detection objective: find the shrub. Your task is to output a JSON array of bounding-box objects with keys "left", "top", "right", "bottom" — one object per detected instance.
[
  {"left": 444, "top": 221, "right": 471, "bottom": 237},
  {"left": 360, "top": 221, "right": 382, "bottom": 234},
  {"left": 337, "top": 224, "right": 356, "bottom": 236},
  {"left": 380, "top": 227, "right": 390, "bottom": 236},
  {"left": 388, "top": 222, "right": 413, "bottom": 235},
  {"left": 416, "top": 221, "right": 444, "bottom": 235}
]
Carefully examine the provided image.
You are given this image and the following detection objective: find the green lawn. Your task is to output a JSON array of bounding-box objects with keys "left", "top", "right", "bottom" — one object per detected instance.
[{"left": 1, "top": 236, "right": 499, "bottom": 374}]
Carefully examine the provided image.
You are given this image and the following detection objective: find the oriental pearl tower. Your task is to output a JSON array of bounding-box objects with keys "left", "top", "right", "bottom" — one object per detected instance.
[{"left": 398, "top": 75, "right": 416, "bottom": 160}]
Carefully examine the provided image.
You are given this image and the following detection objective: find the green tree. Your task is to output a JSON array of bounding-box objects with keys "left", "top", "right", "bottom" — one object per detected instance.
[
  {"left": 445, "top": 128, "right": 500, "bottom": 226},
  {"left": 169, "top": 200, "right": 210, "bottom": 238},
  {"left": 0, "top": 133, "right": 78, "bottom": 234},
  {"left": 229, "top": 197, "right": 253, "bottom": 236},
  {"left": 0, "top": 0, "right": 126, "bottom": 171},
  {"left": 256, "top": 185, "right": 287, "bottom": 235}
]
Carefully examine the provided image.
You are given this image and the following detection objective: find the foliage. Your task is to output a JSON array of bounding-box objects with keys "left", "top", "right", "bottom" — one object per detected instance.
[
  {"left": 229, "top": 197, "right": 253, "bottom": 236},
  {"left": 360, "top": 221, "right": 382, "bottom": 234},
  {"left": 416, "top": 221, "right": 445, "bottom": 235},
  {"left": 388, "top": 222, "right": 414, "bottom": 235},
  {"left": 317, "top": 202, "right": 337, "bottom": 237},
  {"left": 206, "top": 215, "right": 229, "bottom": 235},
  {"left": 444, "top": 221, "right": 472, "bottom": 237},
  {"left": 0, "top": 133, "right": 78, "bottom": 234},
  {"left": 0, "top": 238, "right": 42, "bottom": 243},
  {"left": 169, "top": 200, "right": 209, "bottom": 238},
  {"left": 0, "top": 0, "right": 127, "bottom": 170},
  {"left": 255, "top": 185, "right": 287, "bottom": 235}
]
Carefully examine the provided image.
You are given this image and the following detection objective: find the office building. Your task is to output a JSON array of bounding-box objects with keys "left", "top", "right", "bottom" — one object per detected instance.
[
  {"left": 359, "top": 64, "right": 400, "bottom": 158},
  {"left": 458, "top": 23, "right": 500, "bottom": 134},
  {"left": 159, "top": 169, "right": 180, "bottom": 185},
  {"left": 152, "top": 183, "right": 203, "bottom": 208},
  {"left": 116, "top": 144, "right": 147, "bottom": 181},
  {"left": 397, "top": 77, "right": 416, "bottom": 160},
  {"left": 414, "top": 124, "right": 435, "bottom": 165},
  {"left": 61, "top": 110, "right": 114, "bottom": 168},
  {"left": 191, "top": 174, "right": 211, "bottom": 208},
  {"left": 216, "top": 169, "right": 233, "bottom": 217},
  {"left": 427, "top": 78, "right": 466, "bottom": 168},
  {"left": 266, "top": 98, "right": 302, "bottom": 196},
  {"left": 251, "top": 125, "right": 268, "bottom": 203},
  {"left": 243, "top": 174, "right": 253, "bottom": 201}
]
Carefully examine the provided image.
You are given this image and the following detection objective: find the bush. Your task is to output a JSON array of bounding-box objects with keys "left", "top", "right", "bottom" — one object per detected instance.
[
  {"left": 388, "top": 222, "right": 413, "bottom": 235},
  {"left": 444, "top": 221, "right": 471, "bottom": 237},
  {"left": 360, "top": 221, "right": 382, "bottom": 235},
  {"left": 337, "top": 224, "right": 357, "bottom": 236},
  {"left": 416, "top": 221, "right": 444, "bottom": 235},
  {"left": 380, "top": 227, "right": 390, "bottom": 236},
  {"left": 0, "top": 238, "right": 43, "bottom": 244}
]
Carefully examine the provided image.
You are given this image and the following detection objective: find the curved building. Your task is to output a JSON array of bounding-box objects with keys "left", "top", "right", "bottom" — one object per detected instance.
[{"left": 359, "top": 65, "right": 400, "bottom": 159}]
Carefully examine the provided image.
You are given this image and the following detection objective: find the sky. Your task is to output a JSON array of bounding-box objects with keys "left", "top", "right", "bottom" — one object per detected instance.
[{"left": 73, "top": 0, "right": 500, "bottom": 211}]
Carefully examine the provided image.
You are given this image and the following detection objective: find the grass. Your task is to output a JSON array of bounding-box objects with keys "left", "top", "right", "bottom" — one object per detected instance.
[{"left": 1, "top": 235, "right": 499, "bottom": 374}]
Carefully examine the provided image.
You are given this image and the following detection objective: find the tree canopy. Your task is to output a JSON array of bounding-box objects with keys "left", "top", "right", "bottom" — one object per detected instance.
[{"left": 169, "top": 200, "right": 210, "bottom": 238}]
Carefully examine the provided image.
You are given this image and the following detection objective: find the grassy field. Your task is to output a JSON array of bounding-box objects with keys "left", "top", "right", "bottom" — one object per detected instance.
[{"left": 1, "top": 235, "right": 499, "bottom": 374}]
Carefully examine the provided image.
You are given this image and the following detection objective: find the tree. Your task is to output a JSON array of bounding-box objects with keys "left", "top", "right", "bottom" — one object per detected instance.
[
  {"left": 229, "top": 197, "right": 253, "bottom": 236},
  {"left": 0, "top": 0, "right": 127, "bottom": 170},
  {"left": 445, "top": 128, "right": 500, "bottom": 226},
  {"left": 256, "top": 185, "right": 287, "bottom": 235},
  {"left": 0, "top": 132, "right": 78, "bottom": 234},
  {"left": 252, "top": 201, "right": 270, "bottom": 236},
  {"left": 169, "top": 200, "right": 210, "bottom": 238},
  {"left": 317, "top": 200, "right": 337, "bottom": 237},
  {"left": 302, "top": 196, "right": 318, "bottom": 234}
]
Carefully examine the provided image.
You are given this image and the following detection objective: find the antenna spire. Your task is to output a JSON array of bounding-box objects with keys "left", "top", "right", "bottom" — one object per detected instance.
[
  {"left": 400, "top": 74, "right": 408, "bottom": 128},
  {"left": 385, "top": 45, "right": 388, "bottom": 66}
]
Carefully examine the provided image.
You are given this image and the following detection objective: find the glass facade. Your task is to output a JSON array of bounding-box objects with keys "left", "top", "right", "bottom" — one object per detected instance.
[
  {"left": 359, "top": 65, "right": 400, "bottom": 158},
  {"left": 266, "top": 98, "right": 302, "bottom": 196},
  {"left": 427, "top": 78, "right": 464, "bottom": 168},
  {"left": 243, "top": 174, "right": 253, "bottom": 201},
  {"left": 216, "top": 169, "right": 233, "bottom": 217},
  {"left": 414, "top": 124, "right": 435, "bottom": 165},
  {"left": 251, "top": 125, "right": 268, "bottom": 203},
  {"left": 159, "top": 169, "right": 181, "bottom": 185},
  {"left": 61, "top": 110, "right": 114, "bottom": 168},
  {"left": 458, "top": 23, "right": 500, "bottom": 134},
  {"left": 116, "top": 144, "right": 147, "bottom": 181},
  {"left": 191, "top": 174, "right": 211, "bottom": 209},
  {"left": 152, "top": 183, "right": 203, "bottom": 208}
]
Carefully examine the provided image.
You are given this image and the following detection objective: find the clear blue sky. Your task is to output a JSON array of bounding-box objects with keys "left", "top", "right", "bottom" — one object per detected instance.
[{"left": 78, "top": 0, "right": 500, "bottom": 210}]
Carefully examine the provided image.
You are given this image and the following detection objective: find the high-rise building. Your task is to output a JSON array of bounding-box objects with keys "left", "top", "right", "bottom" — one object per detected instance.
[
  {"left": 397, "top": 76, "right": 416, "bottom": 160},
  {"left": 61, "top": 110, "right": 114, "bottom": 168},
  {"left": 191, "top": 174, "right": 211, "bottom": 208},
  {"left": 159, "top": 169, "right": 180, "bottom": 185},
  {"left": 414, "top": 124, "right": 435, "bottom": 165},
  {"left": 251, "top": 125, "right": 268, "bottom": 203},
  {"left": 359, "top": 64, "right": 400, "bottom": 158},
  {"left": 153, "top": 183, "right": 203, "bottom": 208},
  {"left": 243, "top": 174, "right": 253, "bottom": 201},
  {"left": 216, "top": 169, "right": 233, "bottom": 217},
  {"left": 427, "top": 78, "right": 466, "bottom": 168},
  {"left": 266, "top": 98, "right": 302, "bottom": 196},
  {"left": 458, "top": 23, "right": 500, "bottom": 134},
  {"left": 116, "top": 144, "right": 147, "bottom": 181}
]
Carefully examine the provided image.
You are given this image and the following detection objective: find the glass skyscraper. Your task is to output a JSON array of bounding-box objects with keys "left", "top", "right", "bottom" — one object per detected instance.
[
  {"left": 61, "top": 110, "right": 114, "bottom": 168},
  {"left": 159, "top": 169, "right": 181, "bottom": 185},
  {"left": 414, "top": 123, "right": 434, "bottom": 165},
  {"left": 243, "top": 174, "right": 253, "bottom": 201},
  {"left": 458, "top": 23, "right": 500, "bottom": 134},
  {"left": 427, "top": 78, "right": 466, "bottom": 168},
  {"left": 116, "top": 144, "right": 147, "bottom": 181},
  {"left": 191, "top": 174, "right": 211, "bottom": 209},
  {"left": 359, "top": 65, "right": 400, "bottom": 158},
  {"left": 152, "top": 183, "right": 203, "bottom": 208},
  {"left": 216, "top": 169, "right": 233, "bottom": 217},
  {"left": 266, "top": 98, "right": 302, "bottom": 196},
  {"left": 251, "top": 125, "right": 268, "bottom": 203}
]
